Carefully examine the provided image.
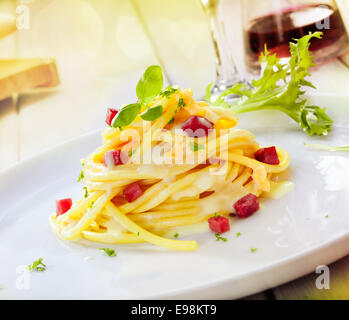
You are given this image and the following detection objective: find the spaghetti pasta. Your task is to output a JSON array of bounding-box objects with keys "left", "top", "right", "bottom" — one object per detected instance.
[{"left": 50, "top": 70, "right": 290, "bottom": 251}]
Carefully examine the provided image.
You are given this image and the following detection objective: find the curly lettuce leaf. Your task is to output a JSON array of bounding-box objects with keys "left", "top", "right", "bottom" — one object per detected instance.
[{"left": 206, "top": 32, "right": 333, "bottom": 136}]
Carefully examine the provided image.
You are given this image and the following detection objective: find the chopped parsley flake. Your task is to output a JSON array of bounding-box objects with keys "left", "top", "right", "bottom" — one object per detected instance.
[
  {"left": 174, "top": 232, "right": 179, "bottom": 238},
  {"left": 28, "top": 258, "right": 46, "bottom": 272},
  {"left": 77, "top": 170, "right": 84, "bottom": 182},
  {"left": 167, "top": 117, "right": 175, "bottom": 125},
  {"left": 160, "top": 86, "right": 178, "bottom": 98},
  {"left": 83, "top": 186, "right": 89, "bottom": 198},
  {"left": 190, "top": 142, "right": 204, "bottom": 152},
  {"left": 236, "top": 232, "right": 241, "bottom": 237},
  {"left": 214, "top": 212, "right": 219, "bottom": 218},
  {"left": 129, "top": 149, "right": 135, "bottom": 157},
  {"left": 178, "top": 98, "right": 186, "bottom": 109},
  {"left": 89, "top": 201, "right": 95, "bottom": 208},
  {"left": 215, "top": 233, "right": 227, "bottom": 242},
  {"left": 250, "top": 247, "right": 258, "bottom": 253},
  {"left": 99, "top": 248, "right": 117, "bottom": 257},
  {"left": 325, "top": 214, "right": 329, "bottom": 218}
]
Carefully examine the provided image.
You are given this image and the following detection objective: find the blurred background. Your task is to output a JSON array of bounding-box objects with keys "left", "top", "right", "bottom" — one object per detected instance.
[{"left": 1, "top": 0, "right": 349, "bottom": 299}]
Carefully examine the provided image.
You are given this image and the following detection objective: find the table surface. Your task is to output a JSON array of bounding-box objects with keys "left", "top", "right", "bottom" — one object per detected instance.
[{"left": 1, "top": 0, "right": 349, "bottom": 300}]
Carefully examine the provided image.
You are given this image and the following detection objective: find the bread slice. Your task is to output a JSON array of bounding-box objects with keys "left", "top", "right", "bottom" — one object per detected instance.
[
  {"left": 0, "top": 58, "right": 60, "bottom": 100},
  {"left": 0, "top": 13, "right": 16, "bottom": 39}
]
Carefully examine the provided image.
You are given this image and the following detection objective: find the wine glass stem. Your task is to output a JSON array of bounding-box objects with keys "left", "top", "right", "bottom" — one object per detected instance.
[{"left": 206, "top": 7, "right": 241, "bottom": 90}]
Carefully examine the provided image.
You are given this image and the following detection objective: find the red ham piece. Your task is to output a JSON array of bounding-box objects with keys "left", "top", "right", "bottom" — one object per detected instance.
[
  {"left": 56, "top": 198, "right": 72, "bottom": 216},
  {"left": 181, "top": 116, "right": 213, "bottom": 137},
  {"left": 105, "top": 108, "right": 118, "bottom": 126},
  {"left": 234, "top": 193, "right": 259, "bottom": 218},
  {"left": 255, "top": 146, "right": 280, "bottom": 165},
  {"left": 208, "top": 215, "right": 230, "bottom": 233}
]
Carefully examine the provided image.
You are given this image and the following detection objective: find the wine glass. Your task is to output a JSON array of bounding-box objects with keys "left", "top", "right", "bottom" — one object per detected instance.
[
  {"left": 200, "top": 0, "right": 248, "bottom": 97},
  {"left": 242, "top": 0, "right": 349, "bottom": 74}
]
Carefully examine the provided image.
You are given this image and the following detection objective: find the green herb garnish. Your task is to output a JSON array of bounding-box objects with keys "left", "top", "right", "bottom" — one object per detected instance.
[
  {"left": 250, "top": 247, "right": 258, "bottom": 253},
  {"left": 112, "top": 103, "right": 141, "bottom": 129},
  {"left": 167, "top": 117, "right": 175, "bottom": 125},
  {"left": 99, "top": 248, "right": 117, "bottom": 257},
  {"left": 305, "top": 143, "right": 349, "bottom": 152},
  {"left": 160, "top": 86, "right": 178, "bottom": 98},
  {"left": 128, "top": 149, "right": 135, "bottom": 157},
  {"left": 190, "top": 142, "right": 204, "bottom": 152},
  {"left": 215, "top": 233, "right": 227, "bottom": 242},
  {"left": 174, "top": 232, "right": 179, "bottom": 238},
  {"left": 140, "top": 105, "right": 163, "bottom": 121},
  {"left": 28, "top": 258, "right": 46, "bottom": 272},
  {"left": 83, "top": 186, "right": 89, "bottom": 198},
  {"left": 77, "top": 170, "right": 84, "bottom": 182},
  {"left": 205, "top": 32, "right": 332, "bottom": 136},
  {"left": 236, "top": 232, "right": 241, "bottom": 237},
  {"left": 89, "top": 201, "right": 95, "bottom": 208},
  {"left": 111, "top": 65, "right": 164, "bottom": 129},
  {"left": 214, "top": 212, "right": 218, "bottom": 218},
  {"left": 178, "top": 98, "right": 186, "bottom": 109}
]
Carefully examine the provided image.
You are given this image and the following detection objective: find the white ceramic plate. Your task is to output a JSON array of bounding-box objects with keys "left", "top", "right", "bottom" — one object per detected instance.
[{"left": 1, "top": 95, "right": 349, "bottom": 300}]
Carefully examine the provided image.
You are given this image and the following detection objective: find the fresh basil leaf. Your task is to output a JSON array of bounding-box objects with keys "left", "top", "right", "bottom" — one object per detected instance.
[
  {"left": 140, "top": 105, "right": 163, "bottom": 121},
  {"left": 136, "top": 65, "right": 163, "bottom": 104},
  {"left": 111, "top": 103, "right": 141, "bottom": 128}
]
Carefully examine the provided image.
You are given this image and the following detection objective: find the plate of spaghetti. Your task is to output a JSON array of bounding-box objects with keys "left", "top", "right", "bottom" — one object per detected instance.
[{"left": 1, "top": 34, "right": 349, "bottom": 299}]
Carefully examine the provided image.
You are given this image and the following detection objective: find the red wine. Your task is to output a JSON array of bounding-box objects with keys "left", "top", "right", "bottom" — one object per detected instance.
[{"left": 244, "top": 4, "right": 349, "bottom": 72}]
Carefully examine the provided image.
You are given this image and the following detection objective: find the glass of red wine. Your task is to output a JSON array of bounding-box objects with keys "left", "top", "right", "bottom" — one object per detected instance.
[{"left": 242, "top": 0, "right": 349, "bottom": 73}]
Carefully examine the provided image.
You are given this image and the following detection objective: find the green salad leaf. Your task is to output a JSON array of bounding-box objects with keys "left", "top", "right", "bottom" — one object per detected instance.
[
  {"left": 205, "top": 32, "right": 333, "bottom": 136},
  {"left": 136, "top": 65, "right": 163, "bottom": 104}
]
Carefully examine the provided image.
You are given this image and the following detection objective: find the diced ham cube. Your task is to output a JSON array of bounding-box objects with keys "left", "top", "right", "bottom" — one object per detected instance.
[
  {"left": 123, "top": 182, "right": 143, "bottom": 202},
  {"left": 103, "top": 150, "right": 123, "bottom": 168},
  {"left": 105, "top": 108, "right": 118, "bottom": 126},
  {"left": 181, "top": 116, "right": 213, "bottom": 137},
  {"left": 56, "top": 198, "right": 72, "bottom": 216},
  {"left": 208, "top": 215, "right": 230, "bottom": 233},
  {"left": 255, "top": 146, "right": 280, "bottom": 165},
  {"left": 234, "top": 193, "right": 259, "bottom": 218}
]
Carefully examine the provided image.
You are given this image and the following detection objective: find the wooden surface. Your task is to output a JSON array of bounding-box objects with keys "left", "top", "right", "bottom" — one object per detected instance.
[{"left": 1, "top": 0, "right": 349, "bottom": 300}]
